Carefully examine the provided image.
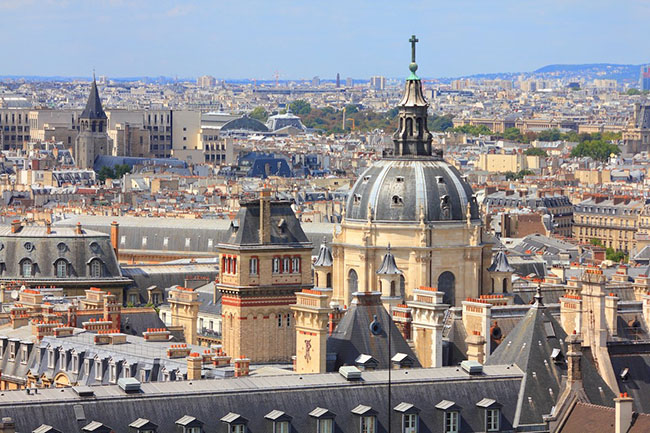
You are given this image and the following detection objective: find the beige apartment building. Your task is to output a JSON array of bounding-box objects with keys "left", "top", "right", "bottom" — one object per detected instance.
[
  {"left": 0, "top": 108, "right": 31, "bottom": 149},
  {"left": 477, "top": 151, "right": 542, "bottom": 173},
  {"left": 573, "top": 197, "right": 645, "bottom": 253}
]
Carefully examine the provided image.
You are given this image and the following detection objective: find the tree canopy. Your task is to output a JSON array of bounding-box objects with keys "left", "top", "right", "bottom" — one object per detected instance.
[
  {"left": 570, "top": 139, "right": 620, "bottom": 161},
  {"left": 524, "top": 147, "right": 548, "bottom": 157},
  {"left": 249, "top": 107, "right": 268, "bottom": 122},
  {"left": 289, "top": 100, "right": 312, "bottom": 115},
  {"left": 96, "top": 164, "right": 131, "bottom": 182}
]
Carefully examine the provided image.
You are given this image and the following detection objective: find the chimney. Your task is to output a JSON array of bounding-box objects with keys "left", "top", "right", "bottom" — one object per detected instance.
[
  {"left": 234, "top": 357, "right": 250, "bottom": 377},
  {"left": 76, "top": 222, "right": 83, "bottom": 235},
  {"left": 187, "top": 353, "right": 202, "bottom": 380},
  {"left": 259, "top": 188, "right": 271, "bottom": 244},
  {"left": 45, "top": 220, "right": 51, "bottom": 235},
  {"left": 0, "top": 417, "right": 15, "bottom": 433},
  {"left": 466, "top": 331, "right": 486, "bottom": 364},
  {"left": 566, "top": 332, "right": 582, "bottom": 383},
  {"left": 110, "top": 221, "right": 119, "bottom": 258},
  {"left": 614, "top": 393, "right": 634, "bottom": 433},
  {"left": 605, "top": 293, "right": 619, "bottom": 337},
  {"left": 560, "top": 294, "right": 582, "bottom": 335},
  {"left": 10, "top": 220, "right": 21, "bottom": 234}
]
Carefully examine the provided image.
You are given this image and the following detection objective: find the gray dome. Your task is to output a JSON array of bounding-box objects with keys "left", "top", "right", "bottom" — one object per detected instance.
[{"left": 345, "top": 159, "right": 478, "bottom": 223}]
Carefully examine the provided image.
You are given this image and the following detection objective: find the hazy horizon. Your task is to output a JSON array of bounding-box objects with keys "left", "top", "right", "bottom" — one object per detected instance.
[{"left": 0, "top": 0, "right": 648, "bottom": 79}]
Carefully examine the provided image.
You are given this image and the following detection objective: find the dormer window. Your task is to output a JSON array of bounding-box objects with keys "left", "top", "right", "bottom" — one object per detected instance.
[
  {"left": 394, "top": 403, "right": 419, "bottom": 433},
  {"left": 55, "top": 259, "right": 69, "bottom": 278},
  {"left": 265, "top": 410, "right": 291, "bottom": 433},
  {"left": 353, "top": 194, "right": 362, "bottom": 205},
  {"left": 351, "top": 405, "right": 377, "bottom": 433},
  {"left": 396, "top": 176, "right": 405, "bottom": 183},
  {"left": 72, "top": 353, "right": 79, "bottom": 373},
  {"left": 90, "top": 259, "right": 102, "bottom": 278},
  {"left": 221, "top": 412, "right": 248, "bottom": 433},
  {"left": 48, "top": 348, "right": 55, "bottom": 368},
  {"left": 476, "top": 398, "right": 501, "bottom": 432},
  {"left": 436, "top": 400, "right": 461, "bottom": 433},
  {"left": 84, "top": 359, "right": 90, "bottom": 376},
  {"left": 21, "top": 345, "right": 28, "bottom": 365},
  {"left": 363, "top": 175, "right": 371, "bottom": 182},
  {"left": 309, "top": 407, "right": 335, "bottom": 433},
  {"left": 95, "top": 359, "right": 102, "bottom": 380},
  {"left": 392, "top": 195, "right": 404, "bottom": 206},
  {"left": 8, "top": 341, "right": 15, "bottom": 361},
  {"left": 21, "top": 259, "right": 33, "bottom": 277},
  {"left": 109, "top": 362, "right": 117, "bottom": 383}
]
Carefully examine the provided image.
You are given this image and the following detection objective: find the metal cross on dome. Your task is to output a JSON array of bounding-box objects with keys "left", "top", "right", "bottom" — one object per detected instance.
[{"left": 409, "top": 34, "right": 419, "bottom": 63}]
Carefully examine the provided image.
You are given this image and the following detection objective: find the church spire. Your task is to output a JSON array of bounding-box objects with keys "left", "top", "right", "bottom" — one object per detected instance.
[
  {"left": 392, "top": 35, "right": 436, "bottom": 158},
  {"left": 80, "top": 74, "right": 107, "bottom": 120}
]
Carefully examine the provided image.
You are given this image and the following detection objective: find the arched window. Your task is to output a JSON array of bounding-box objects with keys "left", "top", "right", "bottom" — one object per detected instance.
[
  {"left": 292, "top": 257, "right": 300, "bottom": 274},
  {"left": 21, "top": 259, "right": 33, "bottom": 277},
  {"left": 55, "top": 259, "right": 68, "bottom": 278},
  {"left": 90, "top": 259, "right": 102, "bottom": 278},
  {"left": 438, "top": 271, "right": 456, "bottom": 305},
  {"left": 503, "top": 278, "right": 508, "bottom": 293},
  {"left": 399, "top": 275, "right": 406, "bottom": 298},
  {"left": 326, "top": 272, "right": 332, "bottom": 288},
  {"left": 390, "top": 280, "right": 396, "bottom": 297},
  {"left": 406, "top": 118, "right": 413, "bottom": 136},
  {"left": 348, "top": 269, "right": 358, "bottom": 293},
  {"left": 283, "top": 257, "right": 291, "bottom": 273},
  {"left": 416, "top": 117, "right": 423, "bottom": 138}
]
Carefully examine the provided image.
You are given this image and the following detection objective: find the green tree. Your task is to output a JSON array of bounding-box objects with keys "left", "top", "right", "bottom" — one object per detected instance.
[
  {"left": 626, "top": 88, "right": 642, "bottom": 96},
  {"left": 570, "top": 140, "right": 620, "bottom": 161},
  {"left": 97, "top": 166, "right": 115, "bottom": 182},
  {"left": 428, "top": 114, "right": 454, "bottom": 132},
  {"left": 113, "top": 164, "right": 131, "bottom": 178},
  {"left": 606, "top": 248, "right": 627, "bottom": 263},
  {"left": 590, "top": 238, "right": 603, "bottom": 247},
  {"left": 536, "top": 128, "right": 562, "bottom": 142},
  {"left": 453, "top": 124, "right": 492, "bottom": 135},
  {"left": 503, "top": 127, "right": 524, "bottom": 142},
  {"left": 249, "top": 107, "right": 268, "bottom": 122},
  {"left": 344, "top": 104, "right": 359, "bottom": 114},
  {"left": 289, "top": 100, "right": 312, "bottom": 115},
  {"left": 524, "top": 147, "right": 548, "bottom": 157}
]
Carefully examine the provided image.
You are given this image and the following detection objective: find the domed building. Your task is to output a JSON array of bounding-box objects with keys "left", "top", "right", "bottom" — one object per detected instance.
[{"left": 330, "top": 38, "right": 493, "bottom": 307}]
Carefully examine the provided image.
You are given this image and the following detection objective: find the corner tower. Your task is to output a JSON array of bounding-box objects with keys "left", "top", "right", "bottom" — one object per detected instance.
[{"left": 74, "top": 75, "right": 112, "bottom": 169}]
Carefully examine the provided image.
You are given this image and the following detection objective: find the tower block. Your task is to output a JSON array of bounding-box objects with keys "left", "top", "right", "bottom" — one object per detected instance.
[
  {"left": 292, "top": 289, "right": 332, "bottom": 373},
  {"left": 169, "top": 286, "right": 200, "bottom": 345},
  {"left": 217, "top": 190, "right": 313, "bottom": 363}
]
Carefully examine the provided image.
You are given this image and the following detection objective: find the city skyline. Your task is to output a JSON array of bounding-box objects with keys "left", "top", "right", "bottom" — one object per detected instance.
[{"left": 0, "top": 0, "right": 648, "bottom": 79}]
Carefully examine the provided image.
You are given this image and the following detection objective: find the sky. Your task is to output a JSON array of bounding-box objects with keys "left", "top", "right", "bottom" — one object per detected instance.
[{"left": 0, "top": 0, "right": 648, "bottom": 80}]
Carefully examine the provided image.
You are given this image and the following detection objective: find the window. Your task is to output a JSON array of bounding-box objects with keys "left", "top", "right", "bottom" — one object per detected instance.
[
  {"left": 163, "top": 237, "right": 169, "bottom": 247},
  {"left": 486, "top": 408, "right": 500, "bottom": 432},
  {"left": 55, "top": 259, "right": 67, "bottom": 277},
  {"left": 292, "top": 257, "right": 300, "bottom": 274},
  {"left": 142, "top": 237, "right": 148, "bottom": 247},
  {"left": 90, "top": 259, "right": 102, "bottom": 278},
  {"left": 318, "top": 419, "right": 333, "bottom": 433},
  {"left": 21, "top": 259, "right": 33, "bottom": 277},
  {"left": 274, "top": 422, "right": 289, "bottom": 433},
  {"left": 444, "top": 412, "right": 459, "bottom": 433},
  {"left": 249, "top": 257, "right": 259, "bottom": 275},
  {"left": 283, "top": 257, "right": 291, "bottom": 273},
  {"left": 84, "top": 359, "right": 90, "bottom": 376},
  {"left": 278, "top": 314, "right": 283, "bottom": 328},
  {"left": 273, "top": 257, "right": 281, "bottom": 274},
  {"left": 360, "top": 416, "right": 375, "bottom": 433},
  {"left": 21, "top": 345, "right": 28, "bottom": 364},
  {"left": 8, "top": 342, "right": 15, "bottom": 361},
  {"left": 185, "top": 238, "right": 191, "bottom": 248},
  {"left": 109, "top": 363, "right": 117, "bottom": 383},
  {"left": 72, "top": 354, "right": 79, "bottom": 373},
  {"left": 230, "top": 425, "right": 245, "bottom": 433},
  {"left": 286, "top": 313, "right": 291, "bottom": 327},
  {"left": 48, "top": 349, "right": 55, "bottom": 368},
  {"left": 95, "top": 359, "right": 102, "bottom": 380},
  {"left": 403, "top": 414, "right": 418, "bottom": 433},
  {"left": 187, "top": 428, "right": 201, "bottom": 433}
]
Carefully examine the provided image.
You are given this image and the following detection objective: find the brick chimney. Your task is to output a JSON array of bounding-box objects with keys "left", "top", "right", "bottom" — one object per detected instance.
[
  {"left": 259, "top": 188, "right": 271, "bottom": 244},
  {"left": 75, "top": 222, "right": 83, "bottom": 235},
  {"left": 466, "top": 331, "right": 486, "bottom": 364},
  {"left": 614, "top": 393, "right": 634, "bottom": 433},
  {"left": 234, "top": 357, "right": 250, "bottom": 377},
  {"left": 10, "top": 220, "right": 21, "bottom": 234},
  {"left": 110, "top": 221, "right": 119, "bottom": 258},
  {"left": 187, "top": 353, "right": 202, "bottom": 380},
  {"left": 566, "top": 332, "right": 582, "bottom": 383}
]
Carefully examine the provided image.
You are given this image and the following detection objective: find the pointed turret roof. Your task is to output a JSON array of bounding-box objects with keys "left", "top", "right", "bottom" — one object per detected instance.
[
  {"left": 80, "top": 76, "right": 107, "bottom": 120},
  {"left": 487, "top": 248, "right": 515, "bottom": 273},
  {"left": 326, "top": 291, "right": 420, "bottom": 371},
  {"left": 486, "top": 292, "right": 614, "bottom": 426},
  {"left": 376, "top": 245, "right": 401, "bottom": 275},
  {"left": 314, "top": 239, "right": 333, "bottom": 267}
]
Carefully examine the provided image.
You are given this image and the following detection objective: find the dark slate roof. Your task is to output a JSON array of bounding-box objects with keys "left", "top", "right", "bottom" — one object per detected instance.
[
  {"left": 376, "top": 246, "right": 401, "bottom": 275},
  {"left": 220, "top": 115, "right": 269, "bottom": 133},
  {"left": 222, "top": 200, "right": 311, "bottom": 248},
  {"left": 0, "top": 365, "right": 524, "bottom": 433},
  {"left": 326, "top": 292, "right": 420, "bottom": 371},
  {"left": 80, "top": 79, "right": 107, "bottom": 120},
  {"left": 486, "top": 296, "right": 615, "bottom": 426},
  {"left": 345, "top": 159, "right": 478, "bottom": 223},
  {"left": 93, "top": 155, "right": 188, "bottom": 173},
  {"left": 609, "top": 342, "right": 650, "bottom": 413},
  {"left": 487, "top": 249, "right": 515, "bottom": 273},
  {"left": 313, "top": 242, "right": 333, "bottom": 267}
]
